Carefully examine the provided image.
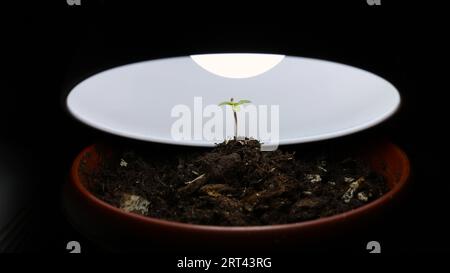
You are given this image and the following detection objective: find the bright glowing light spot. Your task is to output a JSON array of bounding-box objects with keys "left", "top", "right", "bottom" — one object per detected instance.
[{"left": 190, "top": 53, "right": 285, "bottom": 79}]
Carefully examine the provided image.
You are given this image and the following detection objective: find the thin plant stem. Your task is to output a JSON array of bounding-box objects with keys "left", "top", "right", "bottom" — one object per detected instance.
[
  {"left": 218, "top": 97, "right": 251, "bottom": 140},
  {"left": 233, "top": 110, "right": 238, "bottom": 139}
]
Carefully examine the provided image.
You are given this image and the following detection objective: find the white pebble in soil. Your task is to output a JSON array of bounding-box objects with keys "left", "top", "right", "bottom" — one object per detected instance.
[
  {"left": 357, "top": 192, "right": 369, "bottom": 202},
  {"left": 120, "top": 158, "right": 128, "bottom": 167},
  {"left": 306, "top": 174, "right": 322, "bottom": 183},
  {"left": 342, "top": 177, "right": 365, "bottom": 203},
  {"left": 120, "top": 193, "right": 150, "bottom": 215},
  {"left": 344, "top": 177, "right": 355, "bottom": 183}
]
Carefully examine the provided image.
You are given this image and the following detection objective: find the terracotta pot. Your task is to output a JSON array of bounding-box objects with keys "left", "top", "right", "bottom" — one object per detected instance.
[{"left": 63, "top": 141, "right": 410, "bottom": 252}]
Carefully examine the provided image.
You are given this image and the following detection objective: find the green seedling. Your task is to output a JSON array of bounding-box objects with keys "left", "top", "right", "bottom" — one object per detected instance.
[{"left": 219, "top": 98, "right": 251, "bottom": 139}]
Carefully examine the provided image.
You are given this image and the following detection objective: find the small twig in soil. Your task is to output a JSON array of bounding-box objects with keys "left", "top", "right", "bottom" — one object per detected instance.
[
  {"left": 185, "top": 173, "right": 206, "bottom": 184},
  {"left": 178, "top": 173, "right": 208, "bottom": 195}
]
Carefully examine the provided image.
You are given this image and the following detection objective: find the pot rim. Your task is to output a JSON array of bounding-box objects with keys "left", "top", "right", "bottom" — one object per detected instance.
[{"left": 70, "top": 142, "right": 410, "bottom": 232}]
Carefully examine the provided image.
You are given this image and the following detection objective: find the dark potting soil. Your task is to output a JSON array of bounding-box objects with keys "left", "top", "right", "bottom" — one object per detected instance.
[{"left": 86, "top": 139, "right": 388, "bottom": 226}]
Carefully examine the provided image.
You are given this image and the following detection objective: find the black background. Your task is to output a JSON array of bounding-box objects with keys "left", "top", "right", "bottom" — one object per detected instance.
[{"left": 1, "top": 0, "right": 449, "bottom": 256}]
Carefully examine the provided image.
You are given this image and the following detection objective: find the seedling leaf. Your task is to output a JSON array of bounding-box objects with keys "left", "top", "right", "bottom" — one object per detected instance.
[{"left": 238, "top": 99, "right": 251, "bottom": 104}]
